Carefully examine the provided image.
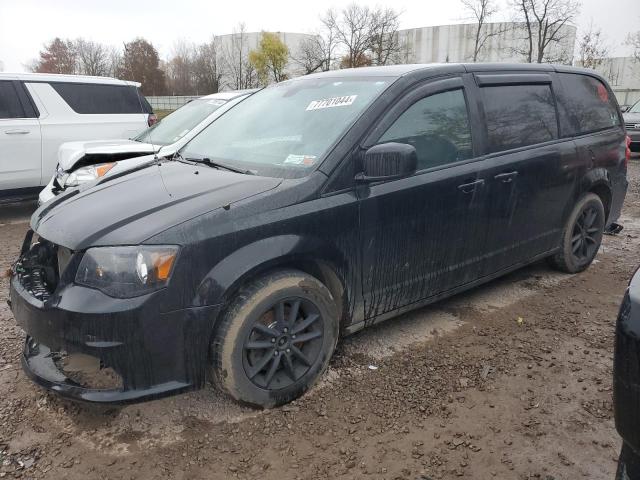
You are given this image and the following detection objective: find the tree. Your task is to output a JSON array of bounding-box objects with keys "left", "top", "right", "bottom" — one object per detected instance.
[
  {"left": 324, "top": 4, "right": 374, "bottom": 69},
  {"left": 32, "top": 38, "right": 77, "bottom": 74},
  {"left": 511, "top": 0, "right": 579, "bottom": 63},
  {"left": 222, "top": 23, "right": 259, "bottom": 90},
  {"left": 193, "top": 38, "right": 222, "bottom": 94},
  {"left": 321, "top": 4, "right": 402, "bottom": 69},
  {"left": 292, "top": 14, "right": 339, "bottom": 74},
  {"left": 627, "top": 31, "right": 640, "bottom": 63},
  {"left": 119, "top": 38, "right": 166, "bottom": 95},
  {"left": 166, "top": 40, "right": 196, "bottom": 95},
  {"left": 339, "top": 52, "right": 371, "bottom": 68},
  {"left": 578, "top": 22, "right": 608, "bottom": 69},
  {"left": 460, "top": 0, "right": 506, "bottom": 61},
  {"left": 368, "top": 7, "right": 402, "bottom": 66},
  {"left": 106, "top": 47, "right": 123, "bottom": 78},
  {"left": 249, "top": 32, "right": 290, "bottom": 84},
  {"left": 75, "top": 39, "right": 110, "bottom": 76},
  {"left": 293, "top": 36, "right": 330, "bottom": 74}
]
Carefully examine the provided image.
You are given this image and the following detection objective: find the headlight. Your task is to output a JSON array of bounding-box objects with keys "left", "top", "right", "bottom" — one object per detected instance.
[
  {"left": 75, "top": 246, "right": 179, "bottom": 298},
  {"left": 61, "top": 162, "right": 116, "bottom": 188}
]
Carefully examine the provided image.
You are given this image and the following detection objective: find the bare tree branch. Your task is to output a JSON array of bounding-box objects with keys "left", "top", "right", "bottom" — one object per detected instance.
[
  {"left": 510, "top": 0, "right": 579, "bottom": 64},
  {"left": 578, "top": 22, "right": 609, "bottom": 69},
  {"left": 75, "top": 39, "right": 110, "bottom": 76},
  {"left": 369, "top": 7, "right": 402, "bottom": 65},
  {"left": 460, "top": 0, "right": 509, "bottom": 61},
  {"left": 626, "top": 31, "right": 640, "bottom": 63}
]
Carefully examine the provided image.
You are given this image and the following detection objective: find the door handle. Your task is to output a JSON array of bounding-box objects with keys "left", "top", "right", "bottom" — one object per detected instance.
[
  {"left": 494, "top": 171, "right": 519, "bottom": 183},
  {"left": 4, "top": 129, "right": 30, "bottom": 135},
  {"left": 457, "top": 179, "right": 484, "bottom": 193}
]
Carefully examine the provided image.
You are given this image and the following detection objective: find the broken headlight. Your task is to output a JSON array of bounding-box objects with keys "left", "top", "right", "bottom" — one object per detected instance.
[
  {"left": 75, "top": 246, "right": 178, "bottom": 298},
  {"left": 60, "top": 163, "right": 116, "bottom": 188}
]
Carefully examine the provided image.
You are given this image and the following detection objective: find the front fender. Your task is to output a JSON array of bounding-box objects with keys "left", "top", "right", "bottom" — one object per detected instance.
[{"left": 192, "top": 234, "right": 349, "bottom": 308}]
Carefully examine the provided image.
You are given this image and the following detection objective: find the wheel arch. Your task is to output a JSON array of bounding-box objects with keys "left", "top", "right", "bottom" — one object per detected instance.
[
  {"left": 566, "top": 168, "right": 612, "bottom": 225},
  {"left": 588, "top": 182, "right": 612, "bottom": 224},
  {"left": 193, "top": 234, "right": 352, "bottom": 328}
]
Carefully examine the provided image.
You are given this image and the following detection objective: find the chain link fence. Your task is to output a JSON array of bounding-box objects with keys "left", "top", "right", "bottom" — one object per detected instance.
[{"left": 146, "top": 96, "right": 201, "bottom": 111}]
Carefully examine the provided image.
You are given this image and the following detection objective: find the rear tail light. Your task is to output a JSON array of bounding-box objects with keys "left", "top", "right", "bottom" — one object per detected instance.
[
  {"left": 625, "top": 135, "right": 632, "bottom": 167},
  {"left": 148, "top": 113, "right": 158, "bottom": 127}
]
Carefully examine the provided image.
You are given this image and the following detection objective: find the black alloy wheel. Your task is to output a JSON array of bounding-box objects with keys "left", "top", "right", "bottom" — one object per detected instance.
[
  {"left": 571, "top": 205, "right": 603, "bottom": 262},
  {"left": 548, "top": 192, "right": 605, "bottom": 273},
  {"left": 242, "top": 298, "right": 324, "bottom": 390}
]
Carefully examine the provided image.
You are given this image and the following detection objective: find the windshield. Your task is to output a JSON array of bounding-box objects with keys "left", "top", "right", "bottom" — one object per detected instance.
[
  {"left": 630, "top": 101, "right": 640, "bottom": 113},
  {"left": 134, "top": 97, "right": 229, "bottom": 145},
  {"left": 180, "top": 77, "right": 391, "bottom": 177}
]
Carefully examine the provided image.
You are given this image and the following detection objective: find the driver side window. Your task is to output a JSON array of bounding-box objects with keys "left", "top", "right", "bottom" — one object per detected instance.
[{"left": 378, "top": 89, "right": 473, "bottom": 171}]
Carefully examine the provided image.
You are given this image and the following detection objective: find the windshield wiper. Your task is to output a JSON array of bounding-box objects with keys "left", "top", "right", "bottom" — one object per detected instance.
[{"left": 174, "top": 153, "right": 254, "bottom": 175}]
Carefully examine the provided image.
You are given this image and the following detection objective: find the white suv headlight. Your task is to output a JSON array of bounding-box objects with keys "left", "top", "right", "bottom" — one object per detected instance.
[{"left": 60, "top": 162, "right": 116, "bottom": 188}]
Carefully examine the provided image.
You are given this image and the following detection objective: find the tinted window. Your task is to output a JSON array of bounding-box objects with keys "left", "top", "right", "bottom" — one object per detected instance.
[
  {"left": 378, "top": 89, "right": 473, "bottom": 170},
  {"left": 559, "top": 73, "right": 620, "bottom": 134},
  {"left": 0, "top": 81, "right": 25, "bottom": 119},
  {"left": 50, "top": 83, "right": 151, "bottom": 114},
  {"left": 482, "top": 84, "right": 558, "bottom": 153}
]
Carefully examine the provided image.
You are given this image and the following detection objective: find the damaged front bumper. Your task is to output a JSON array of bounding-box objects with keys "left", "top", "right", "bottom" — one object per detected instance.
[{"left": 10, "top": 271, "right": 221, "bottom": 404}]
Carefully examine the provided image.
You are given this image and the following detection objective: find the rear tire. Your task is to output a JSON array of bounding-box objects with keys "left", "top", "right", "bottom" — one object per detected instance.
[
  {"left": 548, "top": 193, "right": 605, "bottom": 273},
  {"left": 211, "top": 269, "right": 339, "bottom": 408}
]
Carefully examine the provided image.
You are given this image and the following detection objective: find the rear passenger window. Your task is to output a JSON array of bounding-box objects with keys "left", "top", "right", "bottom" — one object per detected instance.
[
  {"left": 558, "top": 74, "right": 620, "bottom": 134},
  {"left": 481, "top": 84, "right": 558, "bottom": 153},
  {"left": 50, "top": 83, "right": 151, "bottom": 114},
  {"left": 378, "top": 89, "right": 473, "bottom": 170},
  {"left": 0, "top": 81, "right": 25, "bottom": 119}
]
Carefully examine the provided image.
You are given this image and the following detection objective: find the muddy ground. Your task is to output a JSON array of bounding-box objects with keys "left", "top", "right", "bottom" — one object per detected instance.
[{"left": 2, "top": 160, "right": 640, "bottom": 480}]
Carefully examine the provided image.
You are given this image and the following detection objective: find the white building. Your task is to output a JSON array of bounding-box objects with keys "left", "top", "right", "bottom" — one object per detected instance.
[{"left": 398, "top": 22, "right": 577, "bottom": 64}]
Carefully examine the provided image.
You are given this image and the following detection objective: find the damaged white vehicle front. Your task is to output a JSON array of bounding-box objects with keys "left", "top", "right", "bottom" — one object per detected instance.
[{"left": 38, "top": 90, "right": 255, "bottom": 204}]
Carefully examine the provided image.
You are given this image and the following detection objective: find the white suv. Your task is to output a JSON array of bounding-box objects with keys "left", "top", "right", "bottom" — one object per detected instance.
[{"left": 0, "top": 73, "right": 153, "bottom": 200}]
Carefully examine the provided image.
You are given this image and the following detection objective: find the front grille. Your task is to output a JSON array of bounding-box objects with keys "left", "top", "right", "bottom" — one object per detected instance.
[
  {"left": 626, "top": 123, "right": 640, "bottom": 131},
  {"left": 15, "top": 237, "right": 61, "bottom": 301}
]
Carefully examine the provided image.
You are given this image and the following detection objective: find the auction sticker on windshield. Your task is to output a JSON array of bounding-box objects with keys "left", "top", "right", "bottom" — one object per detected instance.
[{"left": 306, "top": 95, "right": 357, "bottom": 111}]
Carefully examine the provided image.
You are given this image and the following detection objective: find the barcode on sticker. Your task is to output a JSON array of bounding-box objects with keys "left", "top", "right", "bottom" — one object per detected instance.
[{"left": 306, "top": 95, "right": 357, "bottom": 111}]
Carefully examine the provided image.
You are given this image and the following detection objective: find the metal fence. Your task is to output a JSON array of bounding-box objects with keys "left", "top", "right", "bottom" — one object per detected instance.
[{"left": 146, "top": 96, "right": 200, "bottom": 111}]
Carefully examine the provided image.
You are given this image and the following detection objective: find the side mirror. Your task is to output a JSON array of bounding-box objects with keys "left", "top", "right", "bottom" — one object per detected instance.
[
  {"left": 621, "top": 106, "right": 629, "bottom": 113},
  {"left": 356, "top": 142, "right": 417, "bottom": 183}
]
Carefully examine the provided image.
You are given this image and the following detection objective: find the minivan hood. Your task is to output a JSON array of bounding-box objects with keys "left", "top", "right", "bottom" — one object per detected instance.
[
  {"left": 624, "top": 112, "right": 640, "bottom": 125},
  {"left": 58, "top": 139, "right": 159, "bottom": 171},
  {"left": 32, "top": 161, "right": 282, "bottom": 250}
]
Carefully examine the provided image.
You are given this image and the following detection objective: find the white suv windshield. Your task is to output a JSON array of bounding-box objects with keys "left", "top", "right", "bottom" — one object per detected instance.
[
  {"left": 180, "top": 77, "right": 391, "bottom": 177},
  {"left": 135, "top": 98, "right": 229, "bottom": 145},
  {"left": 630, "top": 101, "right": 640, "bottom": 113}
]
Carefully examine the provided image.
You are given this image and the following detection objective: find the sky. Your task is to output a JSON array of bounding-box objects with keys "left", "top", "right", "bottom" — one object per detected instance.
[{"left": 0, "top": 0, "right": 638, "bottom": 72}]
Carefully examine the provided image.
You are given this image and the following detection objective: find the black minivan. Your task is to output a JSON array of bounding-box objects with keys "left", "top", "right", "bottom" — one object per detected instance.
[{"left": 10, "top": 64, "right": 629, "bottom": 407}]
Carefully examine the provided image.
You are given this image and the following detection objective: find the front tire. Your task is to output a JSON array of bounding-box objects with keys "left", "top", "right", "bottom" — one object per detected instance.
[
  {"left": 548, "top": 193, "right": 605, "bottom": 273},
  {"left": 211, "top": 269, "right": 339, "bottom": 408}
]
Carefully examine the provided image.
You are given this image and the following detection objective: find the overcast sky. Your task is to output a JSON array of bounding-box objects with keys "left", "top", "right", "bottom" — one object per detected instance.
[{"left": 0, "top": 0, "right": 638, "bottom": 72}]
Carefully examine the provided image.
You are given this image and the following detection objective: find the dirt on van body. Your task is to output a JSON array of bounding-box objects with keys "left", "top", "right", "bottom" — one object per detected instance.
[{"left": 2, "top": 161, "right": 640, "bottom": 479}]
